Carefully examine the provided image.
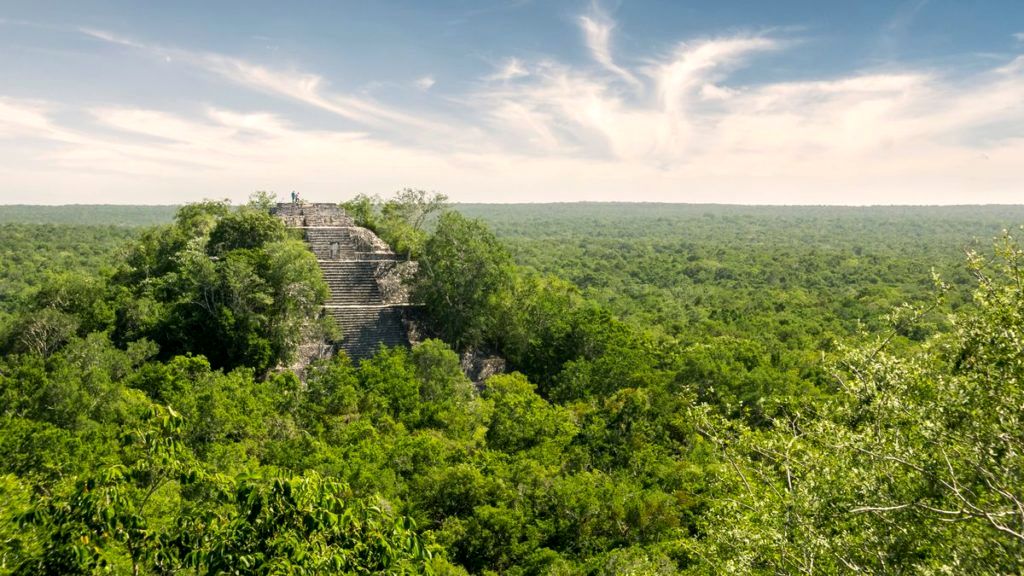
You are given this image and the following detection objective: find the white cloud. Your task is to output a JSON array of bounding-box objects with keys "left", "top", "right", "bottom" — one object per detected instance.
[
  {"left": 1014, "top": 32, "right": 1024, "bottom": 43},
  {"left": 197, "top": 55, "right": 454, "bottom": 135},
  {"left": 80, "top": 27, "right": 146, "bottom": 49},
  {"left": 466, "top": 27, "right": 1024, "bottom": 200},
  {"left": 486, "top": 58, "right": 530, "bottom": 82},
  {"left": 82, "top": 28, "right": 454, "bottom": 137},
  {"left": 415, "top": 76, "right": 436, "bottom": 91},
  {"left": 2, "top": 18, "right": 1023, "bottom": 205},
  {"left": 0, "top": 98, "right": 60, "bottom": 138},
  {"left": 579, "top": 12, "right": 640, "bottom": 87}
]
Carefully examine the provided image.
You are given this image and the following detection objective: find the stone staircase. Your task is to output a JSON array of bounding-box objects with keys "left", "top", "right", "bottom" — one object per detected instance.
[
  {"left": 323, "top": 306, "right": 411, "bottom": 359},
  {"left": 319, "top": 261, "right": 382, "bottom": 306},
  {"left": 273, "top": 202, "right": 416, "bottom": 361}
]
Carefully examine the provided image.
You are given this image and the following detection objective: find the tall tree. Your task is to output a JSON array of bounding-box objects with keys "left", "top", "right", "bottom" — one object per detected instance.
[
  {"left": 112, "top": 202, "right": 326, "bottom": 374},
  {"left": 414, "top": 212, "right": 514, "bottom": 351}
]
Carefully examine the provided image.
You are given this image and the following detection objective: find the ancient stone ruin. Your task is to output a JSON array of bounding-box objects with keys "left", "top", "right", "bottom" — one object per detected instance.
[{"left": 273, "top": 202, "right": 418, "bottom": 361}]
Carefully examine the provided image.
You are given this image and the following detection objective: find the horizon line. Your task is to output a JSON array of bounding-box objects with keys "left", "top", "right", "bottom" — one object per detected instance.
[{"left": 3, "top": 201, "right": 1024, "bottom": 209}]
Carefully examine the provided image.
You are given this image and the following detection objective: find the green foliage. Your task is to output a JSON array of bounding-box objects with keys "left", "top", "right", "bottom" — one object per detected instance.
[
  {"left": 246, "top": 190, "right": 279, "bottom": 213},
  {"left": 0, "top": 333, "right": 153, "bottom": 431},
  {"left": 111, "top": 202, "right": 326, "bottom": 373},
  {"left": 688, "top": 232, "right": 1024, "bottom": 573},
  {"left": 12, "top": 406, "right": 442, "bottom": 575},
  {"left": 460, "top": 202, "right": 1009, "bottom": 365},
  {"left": 206, "top": 207, "right": 286, "bottom": 256},
  {"left": 14, "top": 405, "right": 190, "bottom": 575},
  {"left": 300, "top": 353, "right": 361, "bottom": 427},
  {"left": 415, "top": 211, "right": 515, "bottom": 350},
  {"left": 341, "top": 194, "right": 378, "bottom": 230},
  {"left": 357, "top": 345, "right": 422, "bottom": 427},
  {"left": 0, "top": 224, "right": 136, "bottom": 328},
  {"left": 167, "top": 473, "right": 437, "bottom": 575},
  {"left": 483, "top": 373, "right": 576, "bottom": 456},
  {"left": 411, "top": 339, "right": 489, "bottom": 438},
  {"left": 0, "top": 474, "right": 35, "bottom": 571},
  {"left": 0, "top": 205, "right": 177, "bottom": 226},
  {"left": 4, "top": 202, "right": 1024, "bottom": 574},
  {"left": 343, "top": 188, "right": 448, "bottom": 257},
  {"left": 677, "top": 336, "right": 816, "bottom": 426}
]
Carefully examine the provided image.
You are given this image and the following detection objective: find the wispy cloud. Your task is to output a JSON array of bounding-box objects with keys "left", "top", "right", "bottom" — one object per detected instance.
[
  {"left": 199, "top": 54, "right": 441, "bottom": 131},
  {"left": 876, "top": 0, "right": 930, "bottom": 56},
  {"left": 883, "top": 0, "right": 930, "bottom": 36},
  {"left": 80, "top": 27, "right": 453, "bottom": 136},
  {"left": 473, "top": 35, "right": 785, "bottom": 162},
  {"left": 0, "top": 98, "right": 61, "bottom": 138},
  {"left": 79, "top": 27, "right": 147, "bottom": 49},
  {"left": 486, "top": 58, "right": 530, "bottom": 82},
  {"left": 414, "top": 76, "right": 436, "bottom": 91},
  {"left": 578, "top": 8, "right": 640, "bottom": 87},
  {"left": 3, "top": 12, "right": 1023, "bottom": 204},
  {"left": 465, "top": 22, "right": 1024, "bottom": 202}
]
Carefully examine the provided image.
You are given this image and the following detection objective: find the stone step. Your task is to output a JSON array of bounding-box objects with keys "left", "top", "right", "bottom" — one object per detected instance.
[
  {"left": 325, "top": 306, "right": 410, "bottom": 359},
  {"left": 303, "top": 204, "right": 353, "bottom": 227},
  {"left": 273, "top": 204, "right": 303, "bottom": 216},
  {"left": 273, "top": 203, "right": 342, "bottom": 223},
  {"left": 319, "top": 260, "right": 384, "bottom": 305},
  {"left": 318, "top": 260, "right": 385, "bottom": 275},
  {"left": 304, "top": 215, "right": 353, "bottom": 227},
  {"left": 316, "top": 252, "right": 400, "bottom": 262},
  {"left": 304, "top": 226, "right": 396, "bottom": 260},
  {"left": 305, "top": 228, "right": 355, "bottom": 241},
  {"left": 324, "top": 290, "right": 380, "bottom": 299},
  {"left": 307, "top": 241, "right": 360, "bottom": 250},
  {"left": 325, "top": 294, "right": 381, "bottom": 304},
  {"left": 278, "top": 216, "right": 305, "bottom": 228},
  {"left": 311, "top": 247, "right": 362, "bottom": 260}
]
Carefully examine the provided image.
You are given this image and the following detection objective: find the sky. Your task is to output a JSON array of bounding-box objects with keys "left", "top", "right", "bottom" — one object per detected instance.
[{"left": 1, "top": 0, "right": 1023, "bottom": 205}]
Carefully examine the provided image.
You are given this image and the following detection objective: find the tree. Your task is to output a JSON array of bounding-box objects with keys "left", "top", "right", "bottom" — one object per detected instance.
[
  {"left": 15, "top": 406, "right": 446, "bottom": 575},
  {"left": 379, "top": 189, "right": 449, "bottom": 257},
  {"left": 246, "top": 190, "right": 278, "bottom": 213},
  {"left": 483, "top": 372, "right": 576, "bottom": 456},
  {"left": 2, "top": 308, "right": 78, "bottom": 358},
  {"left": 415, "top": 212, "right": 514, "bottom": 350},
  {"left": 357, "top": 345, "right": 421, "bottom": 427},
  {"left": 167, "top": 474, "right": 439, "bottom": 575},
  {"left": 111, "top": 201, "right": 326, "bottom": 374},
  {"left": 491, "top": 271, "right": 582, "bottom": 385},
  {"left": 205, "top": 208, "right": 286, "bottom": 257},
  {"left": 15, "top": 406, "right": 190, "bottom": 576},
  {"left": 301, "top": 353, "right": 360, "bottom": 426},
  {"left": 344, "top": 189, "right": 449, "bottom": 258},
  {"left": 0, "top": 474, "right": 35, "bottom": 572},
  {"left": 341, "top": 193, "right": 380, "bottom": 230},
  {"left": 411, "top": 339, "right": 489, "bottom": 438},
  {"left": 691, "top": 233, "right": 1024, "bottom": 573}
]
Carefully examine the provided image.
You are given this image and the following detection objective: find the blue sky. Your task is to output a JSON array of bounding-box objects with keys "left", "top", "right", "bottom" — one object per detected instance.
[{"left": 1, "top": 0, "right": 1023, "bottom": 204}]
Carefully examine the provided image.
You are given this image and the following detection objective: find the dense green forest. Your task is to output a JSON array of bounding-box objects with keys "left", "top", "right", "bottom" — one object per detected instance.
[
  {"left": 0, "top": 225, "right": 138, "bottom": 325},
  {"left": 0, "top": 205, "right": 177, "bottom": 226},
  {"left": 1, "top": 198, "right": 1023, "bottom": 574}
]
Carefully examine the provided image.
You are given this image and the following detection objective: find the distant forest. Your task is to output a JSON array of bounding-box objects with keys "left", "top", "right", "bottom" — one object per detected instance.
[
  {"left": 0, "top": 204, "right": 178, "bottom": 226},
  {"left": 6, "top": 201, "right": 1024, "bottom": 227},
  {"left": 2, "top": 199, "right": 1024, "bottom": 574}
]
